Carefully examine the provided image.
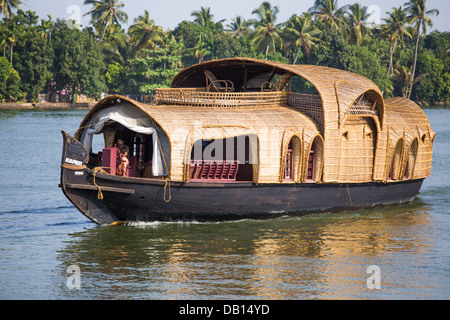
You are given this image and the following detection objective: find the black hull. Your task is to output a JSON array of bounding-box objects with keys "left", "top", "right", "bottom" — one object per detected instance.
[{"left": 60, "top": 132, "right": 424, "bottom": 225}]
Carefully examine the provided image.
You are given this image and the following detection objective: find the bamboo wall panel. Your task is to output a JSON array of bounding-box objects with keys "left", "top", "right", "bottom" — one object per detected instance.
[{"left": 338, "top": 117, "right": 377, "bottom": 182}]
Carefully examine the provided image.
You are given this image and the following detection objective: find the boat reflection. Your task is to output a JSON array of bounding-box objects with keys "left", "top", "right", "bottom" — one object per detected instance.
[{"left": 57, "top": 199, "right": 433, "bottom": 299}]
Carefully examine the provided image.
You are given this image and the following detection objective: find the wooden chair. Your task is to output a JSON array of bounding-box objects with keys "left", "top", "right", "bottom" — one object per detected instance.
[
  {"left": 261, "top": 72, "right": 293, "bottom": 92},
  {"left": 204, "top": 70, "right": 235, "bottom": 92}
]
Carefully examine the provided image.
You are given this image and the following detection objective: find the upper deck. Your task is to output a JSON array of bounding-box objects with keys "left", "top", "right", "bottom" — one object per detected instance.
[{"left": 155, "top": 87, "right": 324, "bottom": 109}]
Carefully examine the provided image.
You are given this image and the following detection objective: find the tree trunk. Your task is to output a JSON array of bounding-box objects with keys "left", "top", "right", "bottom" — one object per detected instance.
[
  {"left": 293, "top": 47, "right": 300, "bottom": 65},
  {"left": 388, "top": 45, "right": 394, "bottom": 75},
  {"left": 97, "top": 25, "right": 108, "bottom": 46},
  {"left": 408, "top": 21, "right": 421, "bottom": 99},
  {"left": 388, "top": 37, "right": 398, "bottom": 75},
  {"left": 10, "top": 44, "right": 13, "bottom": 65}
]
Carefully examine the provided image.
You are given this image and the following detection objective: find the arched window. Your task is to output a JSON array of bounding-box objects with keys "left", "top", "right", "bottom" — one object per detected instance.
[
  {"left": 389, "top": 139, "right": 404, "bottom": 180},
  {"left": 283, "top": 136, "right": 301, "bottom": 182},
  {"left": 306, "top": 136, "right": 323, "bottom": 182},
  {"left": 404, "top": 139, "right": 418, "bottom": 180}
]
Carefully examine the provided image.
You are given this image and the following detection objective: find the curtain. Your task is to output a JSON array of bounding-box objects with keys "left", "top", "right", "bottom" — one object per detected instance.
[{"left": 80, "top": 103, "right": 167, "bottom": 176}]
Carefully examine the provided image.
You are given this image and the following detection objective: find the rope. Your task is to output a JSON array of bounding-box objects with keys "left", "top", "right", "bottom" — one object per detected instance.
[
  {"left": 151, "top": 119, "right": 172, "bottom": 203},
  {"left": 92, "top": 167, "right": 113, "bottom": 200},
  {"left": 61, "top": 163, "right": 87, "bottom": 170},
  {"left": 163, "top": 178, "right": 172, "bottom": 203},
  {"left": 61, "top": 163, "right": 112, "bottom": 200}
]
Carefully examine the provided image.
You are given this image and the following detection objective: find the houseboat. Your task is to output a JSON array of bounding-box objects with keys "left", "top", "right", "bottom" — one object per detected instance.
[{"left": 60, "top": 58, "right": 435, "bottom": 225}]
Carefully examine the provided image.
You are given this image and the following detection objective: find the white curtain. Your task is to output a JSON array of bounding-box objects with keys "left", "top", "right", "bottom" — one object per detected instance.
[{"left": 80, "top": 104, "right": 166, "bottom": 176}]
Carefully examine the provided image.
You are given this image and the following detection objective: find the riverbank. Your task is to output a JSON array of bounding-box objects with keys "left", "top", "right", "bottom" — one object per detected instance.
[
  {"left": 0, "top": 102, "right": 96, "bottom": 110},
  {"left": 1, "top": 101, "right": 448, "bottom": 110}
]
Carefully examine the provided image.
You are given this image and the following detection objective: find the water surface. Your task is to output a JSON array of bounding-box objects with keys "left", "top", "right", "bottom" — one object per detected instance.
[{"left": 0, "top": 108, "right": 449, "bottom": 300}]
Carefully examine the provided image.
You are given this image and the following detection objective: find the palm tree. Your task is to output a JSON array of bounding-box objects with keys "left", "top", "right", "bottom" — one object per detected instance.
[
  {"left": 308, "top": 0, "right": 348, "bottom": 30},
  {"left": 226, "top": 16, "right": 251, "bottom": 38},
  {"left": 3, "top": 20, "right": 16, "bottom": 65},
  {"left": 404, "top": 0, "right": 439, "bottom": 98},
  {"left": 83, "top": 0, "right": 128, "bottom": 45},
  {"left": 392, "top": 65, "right": 427, "bottom": 97},
  {"left": 285, "top": 13, "right": 322, "bottom": 64},
  {"left": 0, "top": 0, "right": 22, "bottom": 21},
  {"left": 128, "top": 10, "right": 163, "bottom": 56},
  {"left": 101, "top": 25, "right": 131, "bottom": 66},
  {"left": 381, "top": 7, "right": 411, "bottom": 75},
  {"left": 190, "top": 7, "right": 218, "bottom": 63},
  {"left": 40, "top": 15, "right": 54, "bottom": 43},
  {"left": 346, "top": 3, "right": 372, "bottom": 46},
  {"left": 252, "top": 1, "right": 283, "bottom": 59},
  {"left": 191, "top": 6, "right": 216, "bottom": 29}
]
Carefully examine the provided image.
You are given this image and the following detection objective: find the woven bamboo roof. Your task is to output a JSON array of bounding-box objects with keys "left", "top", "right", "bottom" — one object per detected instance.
[
  {"left": 171, "top": 57, "right": 385, "bottom": 122},
  {"left": 75, "top": 59, "right": 433, "bottom": 183},
  {"left": 76, "top": 94, "right": 321, "bottom": 182}
]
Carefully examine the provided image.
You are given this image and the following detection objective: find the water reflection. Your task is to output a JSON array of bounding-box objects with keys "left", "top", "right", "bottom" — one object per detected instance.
[{"left": 56, "top": 200, "right": 433, "bottom": 299}]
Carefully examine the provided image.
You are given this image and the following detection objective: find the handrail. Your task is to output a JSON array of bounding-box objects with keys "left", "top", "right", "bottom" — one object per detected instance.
[{"left": 155, "top": 88, "right": 289, "bottom": 108}]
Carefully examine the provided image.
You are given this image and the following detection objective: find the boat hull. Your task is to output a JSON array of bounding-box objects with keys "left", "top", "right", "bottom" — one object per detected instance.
[{"left": 60, "top": 132, "right": 424, "bottom": 225}]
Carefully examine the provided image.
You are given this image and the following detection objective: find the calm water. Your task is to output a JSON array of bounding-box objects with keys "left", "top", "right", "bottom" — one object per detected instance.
[{"left": 0, "top": 107, "right": 449, "bottom": 300}]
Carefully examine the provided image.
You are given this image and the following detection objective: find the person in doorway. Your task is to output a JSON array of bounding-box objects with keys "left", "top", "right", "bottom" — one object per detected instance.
[{"left": 117, "top": 138, "right": 129, "bottom": 176}]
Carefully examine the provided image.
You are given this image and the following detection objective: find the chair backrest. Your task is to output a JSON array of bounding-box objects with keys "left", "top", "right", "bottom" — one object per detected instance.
[
  {"left": 204, "top": 70, "right": 218, "bottom": 85},
  {"left": 204, "top": 69, "right": 234, "bottom": 92},
  {"left": 261, "top": 72, "right": 294, "bottom": 92},
  {"left": 275, "top": 73, "right": 294, "bottom": 91}
]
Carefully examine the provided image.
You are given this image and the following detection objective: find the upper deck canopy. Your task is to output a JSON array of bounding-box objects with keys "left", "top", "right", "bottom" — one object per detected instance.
[
  {"left": 171, "top": 57, "right": 377, "bottom": 92},
  {"left": 170, "top": 57, "right": 385, "bottom": 127}
]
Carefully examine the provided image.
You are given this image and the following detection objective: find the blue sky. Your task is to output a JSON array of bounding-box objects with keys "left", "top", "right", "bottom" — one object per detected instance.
[{"left": 24, "top": 0, "right": 449, "bottom": 32}]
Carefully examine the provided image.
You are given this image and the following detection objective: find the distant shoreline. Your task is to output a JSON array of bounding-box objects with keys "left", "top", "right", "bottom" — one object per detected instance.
[
  {"left": 0, "top": 101, "right": 448, "bottom": 110},
  {"left": 0, "top": 102, "right": 96, "bottom": 110}
]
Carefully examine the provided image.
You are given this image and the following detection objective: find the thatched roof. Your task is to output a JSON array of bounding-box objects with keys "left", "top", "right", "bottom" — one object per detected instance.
[
  {"left": 76, "top": 94, "right": 321, "bottom": 182},
  {"left": 75, "top": 58, "right": 433, "bottom": 183}
]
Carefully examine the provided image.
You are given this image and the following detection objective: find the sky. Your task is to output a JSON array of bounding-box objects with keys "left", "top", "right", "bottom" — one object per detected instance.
[{"left": 24, "top": 0, "right": 449, "bottom": 32}]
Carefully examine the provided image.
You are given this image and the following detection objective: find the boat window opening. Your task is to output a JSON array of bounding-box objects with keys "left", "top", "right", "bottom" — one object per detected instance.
[
  {"left": 404, "top": 139, "right": 418, "bottom": 180},
  {"left": 403, "top": 161, "right": 409, "bottom": 180},
  {"left": 261, "top": 73, "right": 294, "bottom": 92},
  {"left": 284, "top": 142, "right": 293, "bottom": 181},
  {"left": 348, "top": 92, "right": 382, "bottom": 118},
  {"left": 204, "top": 69, "right": 235, "bottom": 92},
  {"left": 287, "top": 76, "right": 324, "bottom": 132},
  {"left": 189, "top": 135, "right": 255, "bottom": 182},
  {"left": 306, "top": 137, "right": 323, "bottom": 182},
  {"left": 290, "top": 76, "right": 319, "bottom": 95},
  {"left": 389, "top": 139, "right": 404, "bottom": 181},
  {"left": 306, "top": 149, "right": 315, "bottom": 181},
  {"left": 283, "top": 136, "right": 301, "bottom": 182},
  {"left": 86, "top": 122, "right": 162, "bottom": 179},
  {"left": 421, "top": 134, "right": 426, "bottom": 143}
]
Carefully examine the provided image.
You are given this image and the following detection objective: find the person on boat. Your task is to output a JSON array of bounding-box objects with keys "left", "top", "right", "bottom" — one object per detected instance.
[{"left": 117, "top": 138, "right": 129, "bottom": 176}]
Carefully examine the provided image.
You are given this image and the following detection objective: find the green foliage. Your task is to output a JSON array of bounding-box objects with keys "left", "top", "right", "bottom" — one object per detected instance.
[
  {"left": 127, "top": 47, "right": 182, "bottom": 94},
  {"left": 52, "top": 20, "right": 106, "bottom": 101},
  {"left": 0, "top": 1, "right": 448, "bottom": 105},
  {"left": 0, "top": 56, "right": 23, "bottom": 101},
  {"left": 105, "top": 62, "right": 126, "bottom": 94},
  {"left": 413, "top": 51, "right": 450, "bottom": 102},
  {"left": 12, "top": 11, "right": 54, "bottom": 102},
  {"left": 339, "top": 45, "right": 393, "bottom": 95}
]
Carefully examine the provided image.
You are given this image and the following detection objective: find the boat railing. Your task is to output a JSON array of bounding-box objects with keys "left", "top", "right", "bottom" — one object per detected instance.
[
  {"left": 189, "top": 160, "right": 239, "bottom": 181},
  {"left": 155, "top": 88, "right": 289, "bottom": 108}
]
